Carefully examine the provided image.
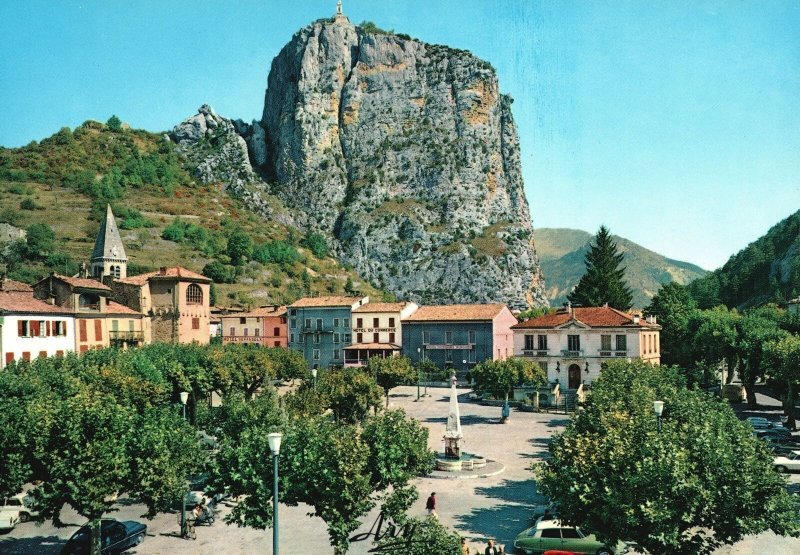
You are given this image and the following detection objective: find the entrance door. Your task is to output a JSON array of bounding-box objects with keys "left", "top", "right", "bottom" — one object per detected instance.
[{"left": 568, "top": 364, "right": 581, "bottom": 389}]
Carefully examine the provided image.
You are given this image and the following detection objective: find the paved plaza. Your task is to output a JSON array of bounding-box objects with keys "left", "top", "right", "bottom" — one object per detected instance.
[{"left": 1, "top": 384, "right": 798, "bottom": 554}]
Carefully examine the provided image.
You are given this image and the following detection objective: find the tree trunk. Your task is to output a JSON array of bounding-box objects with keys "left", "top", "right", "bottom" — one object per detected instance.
[
  {"left": 91, "top": 518, "right": 102, "bottom": 555},
  {"left": 786, "top": 380, "right": 796, "bottom": 431},
  {"left": 385, "top": 390, "right": 390, "bottom": 408}
]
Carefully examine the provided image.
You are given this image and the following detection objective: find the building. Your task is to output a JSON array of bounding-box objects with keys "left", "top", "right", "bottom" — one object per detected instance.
[
  {"left": 91, "top": 204, "right": 128, "bottom": 279},
  {"left": 112, "top": 267, "right": 212, "bottom": 345},
  {"left": 221, "top": 306, "right": 288, "bottom": 347},
  {"left": 402, "top": 304, "right": 518, "bottom": 376},
  {"left": 1, "top": 286, "right": 74, "bottom": 367},
  {"left": 511, "top": 305, "right": 661, "bottom": 389},
  {"left": 288, "top": 296, "right": 369, "bottom": 369},
  {"left": 345, "top": 301, "right": 418, "bottom": 366},
  {"left": 33, "top": 273, "right": 117, "bottom": 352}
]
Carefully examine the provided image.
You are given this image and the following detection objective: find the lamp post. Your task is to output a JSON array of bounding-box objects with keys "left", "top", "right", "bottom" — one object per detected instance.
[
  {"left": 268, "top": 432, "right": 283, "bottom": 555},
  {"left": 311, "top": 367, "right": 318, "bottom": 390},
  {"left": 179, "top": 391, "right": 189, "bottom": 421},
  {"left": 653, "top": 400, "right": 664, "bottom": 432}
]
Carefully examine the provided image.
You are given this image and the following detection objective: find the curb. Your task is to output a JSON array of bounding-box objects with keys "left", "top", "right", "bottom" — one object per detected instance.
[{"left": 426, "top": 461, "right": 506, "bottom": 480}]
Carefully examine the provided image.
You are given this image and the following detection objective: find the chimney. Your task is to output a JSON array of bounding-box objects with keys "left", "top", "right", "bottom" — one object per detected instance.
[
  {"left": 567, "top": 301, "right": 572, "bottom": 316},
  {"left": 633, "top": 314, "right": 640, "bottom": 324},
  {"left": 0, "top": 273, "right": 5, "bottom": 291},
  {"left": 159, "top": 267, "right": 167, "bottom": 275}
]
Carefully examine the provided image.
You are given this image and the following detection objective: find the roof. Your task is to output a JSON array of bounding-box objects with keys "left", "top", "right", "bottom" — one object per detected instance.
[
  {"left": 512, "top": 306, "right": 660, "bottom": 330},
  {"left": 352, "top": 302, "right": 410, "bottom": 313},
  {"left": 50, "top": 274, "right": 112, "bottom": 292},
  {"left": 0, "top": 278, "right": 33, "bottom": 293},
  {"left": 290, "top": 296, "right": 366, "bottom": 308},
  {"left": 106, "top": 301, "right": 141, "bottom": 315},
  {"left": 226, "top": 306, "right": 287, "bottom": 318},
  {"left": 117, "top": 266, "right": 211, "bottom": 286},
  {"left": 0, "top": 292, "right": 71, "bottom": 314},
  {"left": 403, "top": 304, "right": 508, "bottom": 322},
  {"left": 91, "top": 204, "right": 127, "bottom": 262},
  {"left": 345, "top": 343, "right": 401, "bottom": 350}
]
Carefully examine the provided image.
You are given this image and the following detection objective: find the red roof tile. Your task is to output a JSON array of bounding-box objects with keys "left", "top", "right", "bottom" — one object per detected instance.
[
  {"left": 106, "top": 301, "right": 142, "bottom": 315},
  {"left": 290, "top": 296, "right": 367, "bottom": 308},
  {"left": 352, "top": 302, "right": 412, "bottom": 313},
  {"left": 232, "top": 306, "right": 287, "bottom": 318},
  {"left": 51, "top": 274, "right": 111, "bottom": 291},
  {"left": 404, "top": 304, "right": 508, "bottom": 322},
  {"left": 117, "top": 266, "right": 211, "bottom": 285},
  {"left": 512, "top": 306, "right": 660, "bottom": 329},
  {"left": 0, "top": 292, "right": 71, "bottom": 314},
  {"left": 345, "top": 343, "right": 401, "bottom": 350},
  {"left": 0, "top": 278, "right": 33, "bottom": 293}
]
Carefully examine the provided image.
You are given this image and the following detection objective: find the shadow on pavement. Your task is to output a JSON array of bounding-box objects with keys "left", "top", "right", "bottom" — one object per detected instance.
[
  {"left": 0, "top": 535, "right": 64, "bottom": 555},
  {"left": 453, "top": 502, "right": 534, "bottom": 545},
  {"left": 423, "top": 415, "right": 500, "bottom": 425},
  {"left": 546, "top": 418, "right": 570, "bottom": 428},
  {"left": 475, "top": 479, "right": 542, "bottom": 505}
]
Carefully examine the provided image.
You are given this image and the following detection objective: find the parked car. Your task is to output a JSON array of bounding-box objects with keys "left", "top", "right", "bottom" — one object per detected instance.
[
  {"left": 746, "top": 417, "right": 787, "bottom": 431},
  {"left": 774, "top": 451, "right": 800, "bottom": 473},
  {"left": 757, "top": 428, "right": 793, "bottom": 441},
  {"left": 0, "top": 498, "right": 21, "bottom": 532},
  {"left": 763, "top": 435, "right": 800, "bottom": 448},
  {"left": 2, "top": 493, "right": 38, "bottom": 522},
  {"left": 514, "top": 518, "right": 631, "bottom": 555},
  {"left": 60, "top": 518, "right": 146, "bottom": 554}
]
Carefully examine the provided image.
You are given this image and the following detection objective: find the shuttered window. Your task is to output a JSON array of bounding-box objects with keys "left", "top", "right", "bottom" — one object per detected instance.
[{"left": 94, "top": 320, "right": 102, "bottom": 341}]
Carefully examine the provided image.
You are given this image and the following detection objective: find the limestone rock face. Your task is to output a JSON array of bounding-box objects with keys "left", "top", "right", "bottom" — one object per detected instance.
[{"left": 255, "top": 19, "right": 546, "bottom": 308}]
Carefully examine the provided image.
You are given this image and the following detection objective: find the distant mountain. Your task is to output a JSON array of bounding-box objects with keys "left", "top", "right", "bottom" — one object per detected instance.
[
  {"left": 687, "top": 210, "right": 800, "bottom": 309},
  {"left": 535, "top": 228, "right": 708, "bottom": 308}
]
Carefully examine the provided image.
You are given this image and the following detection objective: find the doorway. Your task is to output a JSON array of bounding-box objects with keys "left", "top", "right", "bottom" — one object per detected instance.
[{"left": 568, "top": 364, "right": 581, "bottom": 389}]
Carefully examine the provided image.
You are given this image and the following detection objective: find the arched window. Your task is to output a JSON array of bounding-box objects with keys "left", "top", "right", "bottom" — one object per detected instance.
[
  {"left": 186, "top": 284, "right": 203, "bottom": 305},
  {"left": 112, "top": 266, "right": 121, "bottom": 278}
]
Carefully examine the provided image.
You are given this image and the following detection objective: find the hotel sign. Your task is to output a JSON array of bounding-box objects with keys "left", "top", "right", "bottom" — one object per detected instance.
[
  {"left": 354, "top": 327, "right": 396, "bottom": 333},
  {"left": 425, "top": 344, "right": 472, "bottom": 350}
]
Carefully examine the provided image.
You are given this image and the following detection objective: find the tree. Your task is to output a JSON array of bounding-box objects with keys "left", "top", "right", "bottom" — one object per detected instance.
[
  {"left": 645, "top": 282, "right": 697, "bottom": 367},
  {"left": 106, "top": 115, "right": 122, "bottom": 132},
  {"left": 202, "top": 261, "right": 234, "bottom": 283},
  {"left": 687, "top": 306, "right": 740, "bottom": 386},
  {"left": 536, "top": 360, "right": 799, "bottom": 555},
  {"left": 303, "top": 232, "right": 329, "bottom": 258},
  {"left": 227, "top": 229, "right": 253, "bottom": 266},
  {"left": 736, "top": 312, "right": 783, "bottom": 409},
  {"left": 568, "top": 225, "right": 633, "bottom": 310},
  {"left": 367, "top": 356, "right": 417, "bottom": 407},
  {"left": 764, "top": 333, "right": 800, "bottom": 430},
  {"left": 470, "top": 358, "right": 545, "bottom": 419},
  {"left": 374, "top": 517, "right": 462, "bottom": 555},
  {"left": 318, "top": 367, "right": 383, "bottom": 423},
  {"left": 26, "top": 222, "right": 56, "bottom": 259}
]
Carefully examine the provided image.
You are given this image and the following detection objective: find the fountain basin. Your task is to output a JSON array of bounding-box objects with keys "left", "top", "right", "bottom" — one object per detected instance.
[{"left": 435, "top": 452, "right": 487, "bottom": 472}]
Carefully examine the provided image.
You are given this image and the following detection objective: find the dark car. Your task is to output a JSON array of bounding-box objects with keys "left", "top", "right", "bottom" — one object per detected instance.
[
  {"left": 61, "top": 518, "right": 146, "bottom": 554},
  {"left": 757, "top": 428, "right": 793, "bottom": 441}
]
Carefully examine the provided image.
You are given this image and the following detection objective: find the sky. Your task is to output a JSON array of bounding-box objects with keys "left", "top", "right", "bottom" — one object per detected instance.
[{"left": 1, "top": 0, "right": 798, "bottom": 270}]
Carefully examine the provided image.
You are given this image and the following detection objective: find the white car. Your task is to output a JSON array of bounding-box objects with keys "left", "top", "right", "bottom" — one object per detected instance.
[
  {"left": 773, "top": 450, "right": 800, "bottom": 473},
  {"left": 0, "top": 500, "right": 20, "bottom": 532}
]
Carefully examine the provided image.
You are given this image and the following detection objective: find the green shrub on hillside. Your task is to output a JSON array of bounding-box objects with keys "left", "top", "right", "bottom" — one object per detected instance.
[
  {"left": 302, "top": 232, "right": 329, "bottom": 258},
  {"left": 252, "top": 240, "right": 300, "bottom": 265}
]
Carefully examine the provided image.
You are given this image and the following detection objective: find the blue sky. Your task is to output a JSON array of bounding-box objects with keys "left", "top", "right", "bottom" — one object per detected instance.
[{"left": 1, "top": 0, "right": 798, "bottom": 270}]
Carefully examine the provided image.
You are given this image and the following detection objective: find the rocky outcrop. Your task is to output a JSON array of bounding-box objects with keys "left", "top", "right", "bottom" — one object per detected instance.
[{"left": 254, "top": 17, "right": 546, "bottom": 308}]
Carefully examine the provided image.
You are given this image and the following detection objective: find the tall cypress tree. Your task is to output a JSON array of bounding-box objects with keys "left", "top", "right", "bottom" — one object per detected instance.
[{"left": 568, "top": 225, "right": 633, "bottom": 310}]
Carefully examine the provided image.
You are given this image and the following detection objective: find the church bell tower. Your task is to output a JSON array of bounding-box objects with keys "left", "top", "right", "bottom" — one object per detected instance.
[{"left": 90, "top": 204, "right": 128, "bottom": 280}]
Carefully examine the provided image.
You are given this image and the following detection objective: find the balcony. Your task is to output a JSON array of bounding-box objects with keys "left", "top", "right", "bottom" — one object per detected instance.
[
  {"left": 614, "top": 351, "right": 628, "bottom": 357},
  {"left": 560, "top": 349, "right": 584, "bottom": 357},
  {"left": 109, "top": 330, "right": 144, "bottom": 343},
  {"left": 599, "top": 350, "right": 612, "bottom": 357},
  {"left": 522, "top": 350, "right": 550, "bottom": 357}
]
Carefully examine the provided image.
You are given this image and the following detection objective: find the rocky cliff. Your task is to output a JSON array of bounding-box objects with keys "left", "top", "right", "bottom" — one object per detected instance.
[{"left": 175, "top": 15, "right": 548, "bottom": 308}]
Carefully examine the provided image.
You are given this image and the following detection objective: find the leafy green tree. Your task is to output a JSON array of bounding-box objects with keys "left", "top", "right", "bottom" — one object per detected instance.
[
  {"left": 318, "top": 367, "right": 383, "bottom": 423},
  {"left": 536, "top": 360, "right": 799, "bottom": 555},
  {"left": 367, "top": 356, "right": 417, "bottom": 407},
  {"left": 470, "top": 358, "right": 545, "bottom": 418},
  {"left": 26, "top": 222, "right": 56, "bottom": 258},
  {"left": 645, "top": 282, "right": 697, "bottom": 367},
  {"left": 568, "top": 225, "right": 633, "bottom": 310},
  {"left": 362, "top": 410, "right": 434, "bottom": 491},
  {"left": 687, "top": 306, "right": 740, "bottom": 386},
  {"left": 202, "top": 260, "right": 235, "bottom": 283},
  {"left": 736, "top": 312, "right": 783, "bottom": 409},
  {"left": 227, "top": 229, "right": 253, "bottom": 266},
  {"left": 764, "top": 332, "right": 800, "bottom": 430},
  {"left": 303, "top": 232, "right": 329, "bottom": 258},
  {"left": 374, "top": 517, "right": 462, "bottom": 555},
  {"left": 106, "top": 115, "right": 123, "bottom": 132},
  {"left": 252, "top": 240, "right": 300, "bottom": 265}
]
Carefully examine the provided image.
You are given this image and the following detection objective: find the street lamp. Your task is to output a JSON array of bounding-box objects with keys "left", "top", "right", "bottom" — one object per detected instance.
[
  {"left": 416, "top": 348, "right": 421, "bottom": 401},
  {"left": 179, "top": 391, "right": 189, "bottom": 421},
  {"left": 311, "top": 367, "right": 318, "bottom": 390},
  {"left": 653, "top": 400, "right": 664, "bottom": 432},
  {"left": 268, "top": 432, "right": 283, "bottom": 555}
]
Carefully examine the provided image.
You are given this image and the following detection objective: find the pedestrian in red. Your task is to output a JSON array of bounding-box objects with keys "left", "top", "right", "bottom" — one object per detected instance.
[{"left": 426, "top": 492, "right": 437, "bottom": 518}]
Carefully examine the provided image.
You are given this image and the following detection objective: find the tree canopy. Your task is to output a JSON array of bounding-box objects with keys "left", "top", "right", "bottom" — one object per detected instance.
[{"left": 568, "top": 225, "right": 633, "bottom": 310}]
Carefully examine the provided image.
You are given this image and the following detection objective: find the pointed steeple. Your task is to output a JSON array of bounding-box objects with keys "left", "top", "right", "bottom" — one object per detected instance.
[{"left": 90, "top": 204, "right": 127, "bottom": 280}]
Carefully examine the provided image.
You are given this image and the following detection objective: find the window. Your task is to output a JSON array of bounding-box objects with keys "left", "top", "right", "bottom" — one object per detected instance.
[
  {"left": 240, "top": 317, "right": 247, "bottom": 324},
  {"left": 539, "top": 361, "right": 548, "bottom": 373},
  {"left": 334, "top": 333, "right": 340, "bottom": 343},
  {"left": 273, "top": 327, "right": 280, "bottom": 336},
  {"left": 22, "top": 352, "right": 31, "bottom": 362},
  {"left": 290, "top": 318, "right": 297, "bottom": 329},
  {"left": 445, "top": 331, "right": 453, "bottom": 345},
  {"left": 111, "top": 320, "right": 119, "bottom": 332},
  {"left": 567, "top": 335, "right": 580, "bottom": 351},
  {"left": 30, "top": 320, "right": 41, "bottom": 337},
  {"left": 616, "top": 334, "right": 627, "bottom": 351},
  {"left": 389, "top": 332, "right": 395, "bottom": 343},
  {"left": 244, "top": 327, "right": 249, "bottom": 336},
  {"left": 113, "top": 265, "right": 121, "bottom": 278},
  {"left": 230, "top": 327, "right": 235, "bottom": 336},
  {"left": 468, "top": 330, "right": 476, "bottom": 344},
  {"left": 56, "top": 350, "right": 64, "bottom": 357},
  {"left": 537, "top": 335, "right": 548, "bottom": 350},
  {"left": 333, "top": 318, "right": 340, "bottom": 328},
  {"left": 129, "top": 320, "right": 134, "bottom": 332},
  {"left": 79, "top": 320, "right": 87, "bottom": 342},
  {"left": 423, "top": 331, "right": 431, "bottom": 344},
  {"left": 373, "top": 317, "right": 379, "bottom": 328},
  {"left": 79, "top": 293, "right": 100, "bottom": 310},
  {"left": 299, "top": 333, "right": 305, "bottom": 343},
  {"left": 38, "top": 351, "right": 47, "bottom": 359},
  {"left": 304, "top": 318, "right": 311, "bottom": 329},
  {"left": 274, "top": 341, "right": 280, "bottom": 347},
  {"left": 314, "top": 333, "right": 321, "bottom": 344},
  {"left": 468, "top": 349, "right": 476, "bottom": 363},
  {"left": 445, "top": 350, "right": 453, "bottom": 363},
  {"left": 561, "top": 528, "right": 581, "bottom": 539},
  {"left": 524, "top": 335, "right": 535, "bottom": 351},
  {"left": 357, "top": 332, "right": 363, "bottom": 343},
  {"left": 356, "top": 318, "right": 363, "bottom": 328},
  {"left": 186, "top": 284, "right": 203, "bottom": 305},
  {"left": 290, "top": 333, "right": 295, "bottom": 343},
  {"left": 316, "top": 318, "right": 323, "bottom": 331},
  {"left": 313, "top": 349, "right": 320, "bottom": 360},
  {"left": 290, "top": 309, "right": 296, "bottom": 316},
  {"left": 541, "top": 529, "right": 560, "bottom": 539},
  {"left": 389, "top": 317, "right": 395, "bottom": 327},
  {"left": 333, "top": 349, "right": 341, "bottom": 360},
  {"left": 601, "top": 335, "right": 612, "bottom": 350},
  {"left": 5, "top": 353, "right": 14, "bottom": 365},
  {"left": 94, "top": 320, "right": 102, "bottom": 341},
  {"left": 343, "top": 333, "right": 352, "bottom": 343},
  {"left": 343, "top": 319, "right": 350, "bottom": 328},
  {"left": 373, "top": 332, "right": 379, "bottom": 343},
  {"left": 17, "top": 320, "right": 29, "bottom": 337}
]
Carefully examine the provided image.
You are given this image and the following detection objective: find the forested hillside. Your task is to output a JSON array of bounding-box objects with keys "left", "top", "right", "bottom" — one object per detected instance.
[
  {"left": 688, "top": 210, "right": 800, "bottom": 309},
  {"left": 0, "top": 120, "right": 382, "bottom": 306}
]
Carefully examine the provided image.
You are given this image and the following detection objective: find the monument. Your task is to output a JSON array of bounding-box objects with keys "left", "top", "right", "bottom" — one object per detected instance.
[{"left": 435, "top": 371, "right": 487, "bottom": 472}]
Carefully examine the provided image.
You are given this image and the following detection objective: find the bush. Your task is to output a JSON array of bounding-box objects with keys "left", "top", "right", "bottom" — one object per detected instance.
[
  {"left": 302, "top": 232, "right": 329, "bottom": 258},
  {"left": 202, "top": 261, "right": 236, "bottom": 284},
  {"left": 107, "top": 115, "right": 122, "bottom": 132},
  {"left": 19, "top": 198, "right": 37, "bottom": 211},
  {"left": 252, "top": 240, "right": 300, "bottom": 265}
]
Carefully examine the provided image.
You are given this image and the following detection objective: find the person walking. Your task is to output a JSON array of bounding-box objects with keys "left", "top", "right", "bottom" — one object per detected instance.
[
  {"left": 460, "top": 537, "right": 470, "bottom": 555},
  {"left": 426, "top": 492, "right": 437, "bottom": 519}
]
